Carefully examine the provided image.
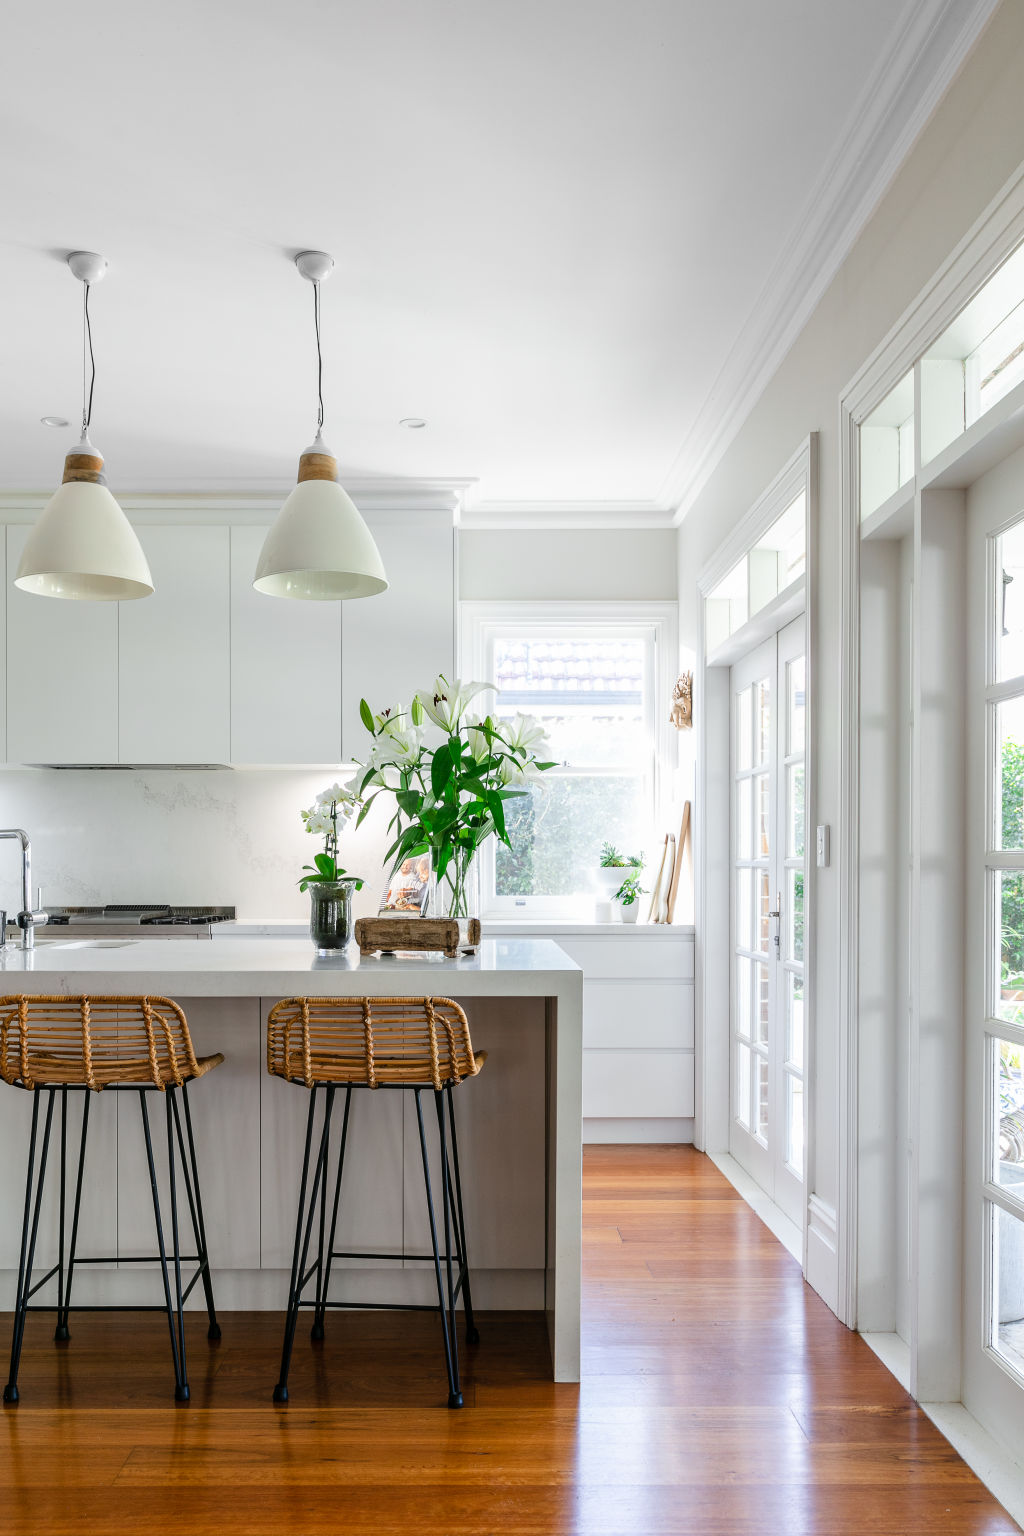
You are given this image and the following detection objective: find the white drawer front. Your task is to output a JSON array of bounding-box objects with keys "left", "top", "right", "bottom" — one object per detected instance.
[
  {"left": 584, "top": 979, "right": 694, "bottom": 1050},
  {"left": 583, "top": 1049, "right": 694, "bottom": 1118},
  {"left": 556, "top": 934, "right": 694, "bottom": 980}
]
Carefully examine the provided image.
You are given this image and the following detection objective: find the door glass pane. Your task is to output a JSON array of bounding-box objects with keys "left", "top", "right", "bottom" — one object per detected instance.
[
  {"left": 755, "top": 961, "right": 770, "bottom": 1045},
  {"left": 757, "top": 871, "right": 771, "bottom": 951},
  {"left": 756, "top": 773, "right": 770, "bottom": 855},
  {"left": 999, "top": 870, "right": 1024, "bottom": 1024},
  {"left": 785, "top": 1073, "right": 804, "bottom": 1173},
  {"left": 999, "top": 523, "right": 1024, "bottom": 683},
  {"left": 788, "top": 656, "right": 806, "bottom": 755},
  {"left": 998, "top": 695, "right": 1024, "bottom": 850},
  {"left": 787, "top": 764, "right": 805, "bottom": 859},
  {"left": 737, "top": 868, "right": 752, "bottom": 950},
  {"left": 788, "top": 868, "right": 805, "bottom": 963},
  {"left": 736, "top": 686, "right": 753, "bottom": 770},
  {"left": 755, "top": 678, "right": 770, "bottom": 766},
  {"left": 736, "top": 778, "right": 752, "bottom": 859},
  {"left": 992, "top": 1203, "right": 1024, "bottom": 1378},
  {"left": 995, "top": 1036, "right": 1024, "bottom": 1181},
  {"left": 736, "top": 957, "right": 753, "bottom": 1039},
  {"left": 755, "top": 1055, "right": 769, "bottom": 1142},
  {"left": 736, "top": 1044, "right": 752, "bottom": 1130},
  {"left": 787, "top": 974, "right": 804, "bottom": 1070}
]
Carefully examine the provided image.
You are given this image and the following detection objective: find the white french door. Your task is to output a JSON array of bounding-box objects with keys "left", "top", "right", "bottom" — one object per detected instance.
[
  {"left": 730, "top": 617, "right": 806, "bottom": 1224},
  {"left": 964, "top": 491, "right": 1024, "bottom": 1445}
]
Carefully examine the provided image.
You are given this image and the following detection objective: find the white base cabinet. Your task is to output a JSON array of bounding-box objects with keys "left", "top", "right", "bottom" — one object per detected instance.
[{"left": 492, "top": 925, "right": 695, "bottom": 1143}]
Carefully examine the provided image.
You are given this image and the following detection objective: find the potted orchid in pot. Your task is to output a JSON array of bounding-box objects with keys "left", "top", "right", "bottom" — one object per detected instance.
[
  {"left": 353, "top": 675, "right": 555, "bottom": 929},
  {"left": 299, "top": 782, "right": 364, "bottom": 952}
]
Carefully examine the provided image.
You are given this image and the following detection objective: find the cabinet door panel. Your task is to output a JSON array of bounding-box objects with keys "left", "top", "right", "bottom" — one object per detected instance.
[
  {"left": 583, "top": 979, "right": 695, "bottom": 1050},
  {"left": 583, "top": 1049, "right": 694, "bottom": 1118},
  {"left": 118, "top": 527, "right": 230, "bottom": 763},
  {"left": 6, "top": 526, "right": 118, "bottom": 764},
  {"left": 229, "top": 526, "right": 341, "bottom": 765},
  {"left": 341, "top": 515, "right": 454, "bottom": 759}
]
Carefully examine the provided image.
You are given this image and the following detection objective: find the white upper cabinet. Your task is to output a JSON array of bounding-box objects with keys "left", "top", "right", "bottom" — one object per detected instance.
[
  {"left": 229, "top": 526, "right": 341, "bottom": 764},
  {"left": 341, "top": 513, "right": 455, "bottom": 761},
  {"left": 6, "top": 525, "right": 118, "bottom": 764},
  {"left": 118, "top": 526, "right": 231, "bottom": 764}
]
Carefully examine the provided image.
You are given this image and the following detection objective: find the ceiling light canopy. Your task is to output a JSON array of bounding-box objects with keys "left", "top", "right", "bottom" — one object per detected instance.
[
  {"left": 253, "top": 251, "right": 388, "bottom": 602},
  {"left": 16, "top": 252, "right": 153, "bottom": 602}
]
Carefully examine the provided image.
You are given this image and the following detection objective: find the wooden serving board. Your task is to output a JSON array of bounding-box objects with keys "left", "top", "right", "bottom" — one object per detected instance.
[{"left": 355, "top": 916, "right": 482, "bottom": 959}]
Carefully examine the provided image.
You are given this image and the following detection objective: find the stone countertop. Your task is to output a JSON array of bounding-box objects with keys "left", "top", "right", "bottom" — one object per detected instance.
[{"left": 0, "top": 936, "right": 582, "bottom": 999}]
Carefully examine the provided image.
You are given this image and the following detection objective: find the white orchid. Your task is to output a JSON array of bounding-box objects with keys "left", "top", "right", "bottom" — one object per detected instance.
[
  {"left": 299, "top": 778, "right": 365, "bottom": 892},
  {"left": 415, "top": 675, "right": 495, "bottom": 733},
  {"left": 301, "top": 805, "right": 334, "bottom": 835}
]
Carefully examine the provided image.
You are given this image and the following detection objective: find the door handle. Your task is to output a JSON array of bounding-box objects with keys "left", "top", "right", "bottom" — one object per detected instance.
[{"left": 768, "top": 892, "right": 782, "bottom": 959}]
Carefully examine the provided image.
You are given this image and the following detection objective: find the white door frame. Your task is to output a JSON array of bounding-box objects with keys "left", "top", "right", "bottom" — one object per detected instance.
[
  {"left": 837, "top": 160, "right": 1024, "bottom": 1332},
  {"left": 695, "top": 435, "right": 817, "bottom": 1269}
]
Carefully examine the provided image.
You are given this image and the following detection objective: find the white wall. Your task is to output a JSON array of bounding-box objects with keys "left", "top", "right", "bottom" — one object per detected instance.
[
  {"left": 0, "top": 767, "right": 395, "bottom": 921},
  {"left": 678, "top": 0, "right": 1024, "bottom": 1311},
  {"left": 460, "top": 528, "right": 679, "bottom": 600}
]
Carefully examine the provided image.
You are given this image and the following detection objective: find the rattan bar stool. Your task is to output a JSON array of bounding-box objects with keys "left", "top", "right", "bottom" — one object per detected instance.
[
  {"left": 0, "top": 994, "right": 223, "bottom": 1404},
  {"left": 266, "top": 995, "right": 485, "bottom": 1409}
]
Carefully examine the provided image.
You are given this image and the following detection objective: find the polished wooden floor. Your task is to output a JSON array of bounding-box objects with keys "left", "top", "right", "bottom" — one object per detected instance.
[{"left": 0, "top": 1144, "right": 1019, "bottom": 1534}]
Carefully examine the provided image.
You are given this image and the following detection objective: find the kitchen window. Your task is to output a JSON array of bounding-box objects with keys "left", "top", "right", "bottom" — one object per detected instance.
[{"left": 462, "top": 602, "right": 677, "bottom": 917}]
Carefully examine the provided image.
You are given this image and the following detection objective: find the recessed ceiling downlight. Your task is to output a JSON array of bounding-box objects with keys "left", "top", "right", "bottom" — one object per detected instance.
[
  {"left": 399, "top": 418, "right": 427, "bottom": 429},
  {"left": 40, "top": 416, "right": 69, "bottom": 428}
]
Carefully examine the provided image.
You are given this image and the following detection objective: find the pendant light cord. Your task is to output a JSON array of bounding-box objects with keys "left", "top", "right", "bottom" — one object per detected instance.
[
  {"left": 313, "top": 279, "right": 324, "bottom": 436},
  {"left": 81, "top": 281, "right": 96, "bottom": 438}
]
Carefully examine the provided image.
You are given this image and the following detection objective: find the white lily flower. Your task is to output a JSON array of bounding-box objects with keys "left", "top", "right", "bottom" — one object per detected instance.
[
  {"left": 500, "top": 712, "right": 550, "bottom": 756},
  {"left": 415, "top": 675, "right": 495, "bottom": 732}
]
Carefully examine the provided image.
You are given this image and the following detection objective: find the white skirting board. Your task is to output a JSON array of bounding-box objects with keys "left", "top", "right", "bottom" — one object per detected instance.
[
  {"left": 862, "top": 1332, "right": 1024, "bottom": 1531},
  {"left": 584, "top": 1117, "right": 694, "bottom": 1144},
  {"left": 0, "top": 1266, "right": 546, "bottom": 1313}
]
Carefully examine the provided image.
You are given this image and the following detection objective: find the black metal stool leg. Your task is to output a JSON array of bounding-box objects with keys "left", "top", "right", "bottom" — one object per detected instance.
[
  {"left": 5, "top": 1088, "right": 54, "bottom": 1405},
  {"left": 274, "top": 1085, "right": 334, "bottom": 1403},
  {"left": 173, "top": 1084, "right": 220, "bottom": 1341},
  {"left": 139, "top": 1090, "right": 189, "bottom": 1402},
  {"left": 434, "top": 1089, "right": 462, "bottom": 1404},
  {"left": 165, "top": 1089, "right": 190, "bottom": 1400},
  {"left": 53, "top": 1089, "right": 68, "bottom": 1343},
  {"left": 57, "top": 1089, "right": 91, "bottom": 1341},
  {"left": 314, "top": 1083, "right": 352, "bottom": 1342},
  {"left": 415, "top": 1088, "right": 461, "bottom": 1408},
  {"left": 445, "top": 1083, "right": 479, "bottom": 1346}
]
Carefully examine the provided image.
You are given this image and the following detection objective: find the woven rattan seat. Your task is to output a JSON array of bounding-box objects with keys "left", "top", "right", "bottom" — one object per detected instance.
[
  {"left": 266, "top": 995, "right": 486, "bottom": 1089},
  {"left": 0, "top": 995, "right": 224, "bottom": 1091}
]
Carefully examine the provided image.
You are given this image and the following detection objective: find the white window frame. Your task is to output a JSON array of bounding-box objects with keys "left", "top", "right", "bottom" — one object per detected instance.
[{"left": 460, "top": 599, "right": 679, "bottom": 919}]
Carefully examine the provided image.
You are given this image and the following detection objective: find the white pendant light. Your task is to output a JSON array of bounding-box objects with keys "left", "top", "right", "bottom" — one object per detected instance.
[
  {"left": 15, "top": 252, "right": 153, "bottom": 601},
  {"left": 254, "top": 251, "right": 388, "bottom": 601}
]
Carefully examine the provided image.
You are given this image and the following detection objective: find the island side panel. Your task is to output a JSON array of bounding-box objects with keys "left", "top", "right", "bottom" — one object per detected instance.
[
  {"left": 401, "top": 997, "right": 546, "bottom": 1308},
  {"left": 548, "top": 974, "right": 583, "bottom": 1382}
]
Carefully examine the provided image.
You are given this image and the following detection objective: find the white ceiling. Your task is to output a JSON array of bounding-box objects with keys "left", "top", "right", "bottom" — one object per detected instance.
[{"left": 0, "top": 0, "right": 994, "bottom": 520}]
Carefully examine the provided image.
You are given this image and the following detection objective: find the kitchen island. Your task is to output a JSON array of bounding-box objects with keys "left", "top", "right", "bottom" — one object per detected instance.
[{"left": 0, "top": 937, "right": 583, "bottom": 1381}]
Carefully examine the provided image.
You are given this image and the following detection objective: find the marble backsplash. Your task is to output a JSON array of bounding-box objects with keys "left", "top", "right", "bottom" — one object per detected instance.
[{"left": 0, "top": 768, "right": 393, "bottom": 921}]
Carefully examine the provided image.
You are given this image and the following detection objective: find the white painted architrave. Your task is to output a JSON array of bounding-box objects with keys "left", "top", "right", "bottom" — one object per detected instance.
[
  {"left": 836, "top": 157, "right": 1024, "bottom": 1331},
  {"left": 695, "top": 436, "right": 817, "bottom": 1277}
]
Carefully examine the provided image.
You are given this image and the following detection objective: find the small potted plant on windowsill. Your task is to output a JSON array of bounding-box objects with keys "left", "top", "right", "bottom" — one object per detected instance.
[
  {"left": 613, "top": 873, "right": 647, "bottom": 924},
  {"left": 596, "top": 843, "right": 642, "bottom": 899}
]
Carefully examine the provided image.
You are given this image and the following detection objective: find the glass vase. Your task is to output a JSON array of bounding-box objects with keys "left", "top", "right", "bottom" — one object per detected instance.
[
  {"left": 308, "top": 879, "right": 357, "bottom": 953},
  {"left": 429, "top": 848, "right": 479, "bottom": 920}
]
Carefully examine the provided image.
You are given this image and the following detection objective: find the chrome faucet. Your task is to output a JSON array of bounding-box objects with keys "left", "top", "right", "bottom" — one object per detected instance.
[{"left": 0, "top": 830, "right": 48, "bottom": 950}]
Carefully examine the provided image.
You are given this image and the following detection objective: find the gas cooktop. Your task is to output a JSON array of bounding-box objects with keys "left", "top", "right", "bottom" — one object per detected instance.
[{"left": 45, "top": 905, "right": 236, "bottom": 927}]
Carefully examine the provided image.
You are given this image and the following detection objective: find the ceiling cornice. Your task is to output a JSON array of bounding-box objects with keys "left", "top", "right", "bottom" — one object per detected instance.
[
  {"left": 663, "top": 0, "right": 1001, "bottom": 528},
  {"left": 456, "top": 500, "right": 678, "bottom": 531},
  {"left": 0, "top": 477, "right": 475, "bottom": 520}
]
